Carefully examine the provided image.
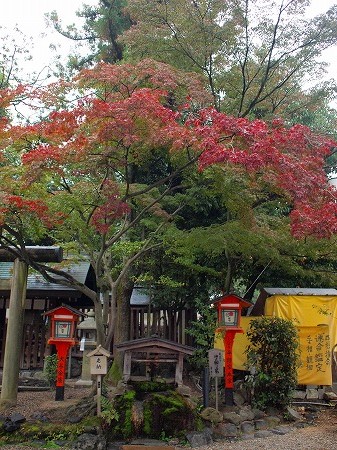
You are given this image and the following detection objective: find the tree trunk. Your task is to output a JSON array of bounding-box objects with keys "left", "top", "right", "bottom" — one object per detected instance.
[
  {"left": 224, "top": 251, "right": 234, "bottom": 294},
  {"left": 94, "top": 295, "right": 105, "bottom": 346},
  {"left": 113, "top": 276, "right": 132, "bottom": 371}
]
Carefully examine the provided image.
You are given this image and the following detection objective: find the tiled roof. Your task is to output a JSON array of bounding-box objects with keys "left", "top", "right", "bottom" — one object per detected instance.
[{"left": 0, "top": 261, "right": 90, "bottom": 297}]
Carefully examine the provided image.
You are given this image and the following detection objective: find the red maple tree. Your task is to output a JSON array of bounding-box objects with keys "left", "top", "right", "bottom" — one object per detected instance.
[{"left": 1, "top": 61, "right": 336, "bottom": 347}]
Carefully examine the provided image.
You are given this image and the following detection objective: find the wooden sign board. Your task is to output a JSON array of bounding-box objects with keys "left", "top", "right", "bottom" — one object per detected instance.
[
  {"left": 208, "top": 349, "right": 224, "bottom": 378},
  {"left": 87, "top": 345, "right": 111, "bottom": 375},
  {"left": 90, "top": 355, "right": 108, "bottom": 375}
]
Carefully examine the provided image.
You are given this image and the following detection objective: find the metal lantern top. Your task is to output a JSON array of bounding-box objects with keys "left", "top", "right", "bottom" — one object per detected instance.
[
  {"left": 213, "top": 293, "right": 253, "bottom": 331},
  {"left": 43, "top": 304, "right": 85, "bottom": 345}
]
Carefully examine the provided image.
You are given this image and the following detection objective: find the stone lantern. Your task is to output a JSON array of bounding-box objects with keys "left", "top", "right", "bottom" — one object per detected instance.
[{"left": 75, "top": 310, "right": 97, "bottom": 387}]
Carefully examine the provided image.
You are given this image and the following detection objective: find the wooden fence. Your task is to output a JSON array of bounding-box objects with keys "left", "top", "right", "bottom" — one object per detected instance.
[
  {"left": 0, "top": 306, "right": 196, "bottom": 370},
  {"left": 130, "top": 307, "right": 196, "bottom": 346},
  {"left": 0, "top": 323, "right": 46, "bottom": 370}
]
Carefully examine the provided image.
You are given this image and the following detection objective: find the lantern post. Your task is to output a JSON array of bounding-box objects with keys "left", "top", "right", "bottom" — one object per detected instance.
[
  {"left": 43, "top": 305, "right": 84, "bottom": 401},
  {"left": 214, "top": 294, "right": 252, "bottom": 406}
]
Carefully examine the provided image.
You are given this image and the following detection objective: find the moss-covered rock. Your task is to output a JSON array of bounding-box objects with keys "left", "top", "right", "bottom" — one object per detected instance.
[
  {"left": 106, "top": 386, "right": 201, "bottom": 440},
  {"left": 0, "top": 416, "right": 101, "bottom": 447}
]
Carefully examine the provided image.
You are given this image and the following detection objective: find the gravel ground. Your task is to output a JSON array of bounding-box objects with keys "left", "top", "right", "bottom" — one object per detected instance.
[
  {"left": 1, "top": 380, "right": 93, "bottom": 449},
  {"left": 200, "top": 412, "right": 337, "bottom": 450},
  {"left": 2, "top": 384, "right": 337, "bottom": 449}
]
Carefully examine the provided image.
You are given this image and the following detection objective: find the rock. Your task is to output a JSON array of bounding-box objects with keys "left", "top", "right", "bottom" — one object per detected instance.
[
  {"left": 239, "top": 406, "right": 255, "bottom": 421},
  {"left": 254, "top": 430, "right": 274, "bottom": 438},
  {"left": 324, "top": 391, "right": 337, "bottom": 402},
  {"left": 254, "top": 418, "right": 269, "bottom": 430},
  {"left": 271, "top": 425, "right": 294, "bottom": 435},
  {"left": 265, "top": 406, "right": 280, "bottom": 416},
  {"left": 200, "top": 407, "right": 223, "bottom": 423},
  {"left": 185, "top": 429, "right": 213, "bottom": 448},
  {"left": 265, "top": 415, "right": 281, "bottom": 427},
  {"left": 213, "top": 422, "right": 238, "bottom": 438},
  {"left": 70, "top": 359, "right": 82, "bottom": 378},
  {"left": 286, "top": 406, "right": 303, "bottom": 421},
  {"left": 240, "top": 420, "right": 255, "bottom": 434},
  {"left": 30, "top": 412, "right": 50, "bottom": 422},
  {"left": 252, "top": 408, "right": 266, "bottom": 419},
  {"left": 222, "top": 411, "right": 242, "bottom": 425},
  {"left": 176, "top": 385, "right": 192, "bottom": 397},
  {"left": 67, "top": 397, "right": 96, "bottom": 422},
  {"left": 68, "top": 415, "right": 83, "bottom": 423},
  {"left": 71, "top": 433, "right": 106, "bottom": 450},
  {"left": 8, "top": 412, "right": 26, "bottom": 424},
  {"left": 233, "top": 391, "right": 246, "bottom": 406},
  {"left": 306, "top": 388, "right": 319, "bottom": 399},
  {"left": 292, "top": 390, "right": 306, "bottom": 399},
  {"left": 3, "top": 419, "right": 21, "bottom": 432}
]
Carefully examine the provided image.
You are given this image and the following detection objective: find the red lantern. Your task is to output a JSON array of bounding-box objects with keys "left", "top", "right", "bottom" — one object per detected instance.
[
  {"left": 213, "top": 294, "right": 253, "bottom": 405},
  {"left": 43, "top": 305, "right": 84, "bottom": 400}
]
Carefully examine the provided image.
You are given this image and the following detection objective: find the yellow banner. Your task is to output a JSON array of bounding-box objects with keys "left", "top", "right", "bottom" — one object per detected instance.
[
  {"left": 297, "top": 325, "right": 331, "bottom": 385},
  {"left": 265, "top": 295, "right": 337, "bottom": 348},
  {"left": 214, "top": 316, "right": 332, "bottom": 385}
]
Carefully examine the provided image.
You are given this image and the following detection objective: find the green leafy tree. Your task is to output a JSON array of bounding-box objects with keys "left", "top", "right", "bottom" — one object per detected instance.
[
  {"left": 185, "top": 299, "right": 218, "bottom": 370},
  {"left": 47, "top": 0, "right": 132, "bottom": 77},
  {"left": 121, "top": 0, "right": 337, "bottom": 117},
  {"left": 245, "top": 316, "right": 299, "bottom": 410}
]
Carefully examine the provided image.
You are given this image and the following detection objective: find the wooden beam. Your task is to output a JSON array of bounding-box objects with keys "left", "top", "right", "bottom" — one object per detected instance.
[{"left": 0, "top": 246, "right": 63, "bottom": 263}]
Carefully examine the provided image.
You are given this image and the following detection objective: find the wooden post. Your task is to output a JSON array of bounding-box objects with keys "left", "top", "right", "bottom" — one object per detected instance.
[
  {"left": 97, "top": 375, "right": 102, "bottom": 417},
  {"left": 0, "top": 259, "right": 28, "bottom": 408},
  {"left": 87, "top": 345, "right": 111, "bottom": 417},
  {"left": 0, "top": 246, "right": 63, "bottom": 409}
]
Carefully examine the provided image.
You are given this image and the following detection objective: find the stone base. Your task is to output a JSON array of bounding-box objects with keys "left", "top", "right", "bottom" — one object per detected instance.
[{"left": 75, "top": 379, "right": 93, "bottom": 388}]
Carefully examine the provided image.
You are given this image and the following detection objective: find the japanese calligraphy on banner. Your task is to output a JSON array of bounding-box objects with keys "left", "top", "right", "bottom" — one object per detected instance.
[{"left": 297, "top": 325, "right": 331, "bottom": 385}]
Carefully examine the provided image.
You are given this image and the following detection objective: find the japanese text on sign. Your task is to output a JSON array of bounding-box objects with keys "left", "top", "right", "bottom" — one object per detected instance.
[
  {"left": 90, "top": 355, "right": 108, "bottom": 375},
  {"left": 208, "top": 349, "right": 224, "bottom": 378}
]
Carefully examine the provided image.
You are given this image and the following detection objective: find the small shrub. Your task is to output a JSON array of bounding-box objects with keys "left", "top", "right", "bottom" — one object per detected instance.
[
  {"left": 186, "top": 299, "right": 217, "bottom": 370},
  {"left": 45, "top": 354, "right": 58, "bottom": 386},
  {"left": 245, "top": 316, "right": 299, "bottom": 411}
]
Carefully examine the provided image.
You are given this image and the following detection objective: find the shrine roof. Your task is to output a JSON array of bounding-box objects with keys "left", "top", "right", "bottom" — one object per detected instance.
[
  {"left": 0, "top": 260, "right": 90, "bottom": 298},
  {"left": 115, "top": 337, "right": 195, "bottom": 355},
  {"left": 251, "top": 287, "right": 337, "bottom": 316}
]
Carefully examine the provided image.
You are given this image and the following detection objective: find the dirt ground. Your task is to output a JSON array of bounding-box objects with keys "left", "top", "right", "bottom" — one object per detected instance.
[
  {"left": 2, "top": 380, "right": 337, "bottom": 450},
  {"left": 0, "top": 379, "right": 93, "bottom": 422}
]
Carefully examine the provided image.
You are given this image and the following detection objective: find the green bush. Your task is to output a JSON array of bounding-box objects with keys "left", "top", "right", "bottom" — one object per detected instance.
[
  {"left": 245, "top": 316, "right": 299, "bottom": 411},
  {"left": 45, "top": 354, "right": 58, "bottom": 386},
  {"left": 186, "top": 299, "right": 217, "bottom": 370}
]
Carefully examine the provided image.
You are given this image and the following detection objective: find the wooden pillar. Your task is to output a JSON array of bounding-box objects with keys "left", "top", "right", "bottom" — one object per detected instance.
[
  {"left": 123, "top": 351, "right": 132, "bottom": 382},
  {"left": 0, "top": 246, "right": 63, "bottom": 409},
  {"left": 175, "top": 353, "right": 184, "bottom": 386},
  {"left": 0, "top": 259, "right": 28, "bottom": 408}
]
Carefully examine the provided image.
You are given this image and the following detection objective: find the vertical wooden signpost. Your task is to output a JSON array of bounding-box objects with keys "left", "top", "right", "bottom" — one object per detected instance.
[
  {"left": 208, "top": 349, "right": 224, "bottom": 411},
  {"left": 88, "top": 345, "right": 111, "bottom": 417}
]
